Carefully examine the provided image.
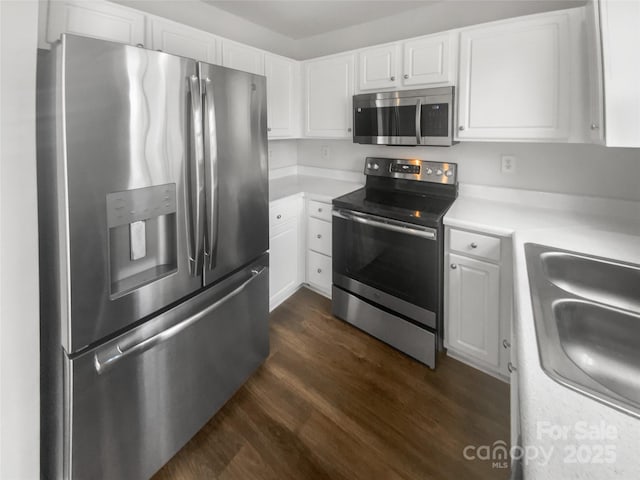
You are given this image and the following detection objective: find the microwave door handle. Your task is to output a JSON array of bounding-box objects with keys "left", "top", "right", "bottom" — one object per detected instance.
[
  {"left": 187, "top": 74, "right": 205, "bottom": 276},
  {"left": 415, "top": 98, "right": 422, "bottom": 144},
  {"left": 203, "top": 77, "right": 219, "bottom": 271}
]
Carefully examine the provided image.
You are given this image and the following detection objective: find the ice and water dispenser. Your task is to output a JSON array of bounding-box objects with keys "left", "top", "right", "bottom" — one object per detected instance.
[{"left": 106, "top": 183, "right": 178, "bottom": 298}]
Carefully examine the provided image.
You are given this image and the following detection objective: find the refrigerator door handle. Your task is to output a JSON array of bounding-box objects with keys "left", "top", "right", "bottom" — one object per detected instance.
[
  {"left": 93, "top": 266, "right": 267, "bottom": 374},
  {"left": 203, "top": 77, "right": 219, "bottom": 271},
  {"left": 187, "top": 74, "right": 205, "bottom": 276}
]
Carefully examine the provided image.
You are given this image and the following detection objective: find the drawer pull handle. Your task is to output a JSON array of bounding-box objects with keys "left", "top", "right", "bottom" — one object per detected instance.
[
  {"left": 470, "top": 242, "right": 478, "bottom": 249},
  {"left": 318, "top": 208, "right": 323, "bottom": 213},
  {"left": 508, "top": 362, "right": 516, "bottom": 373},
  {"left": 503, "top": 339, "right": 511, "bottom": 349},
  {"left": 317, "top": 234, "right": 322, "bottom": 239},
  {"left": 450, "top": 264, "right": 457, "bottom": 269},
  {"left": 317, "top": 268, "right": 322, "bottom": 274},
  {"left": 276, "top": 214, "right": 282, "bottom": 219}
]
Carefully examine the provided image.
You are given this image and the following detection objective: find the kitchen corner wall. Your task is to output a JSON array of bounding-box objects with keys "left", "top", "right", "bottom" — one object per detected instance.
[
  {"left": 0, "top": 0, "right": 40, "bottom": 478},
  {"left": 296, "top": 140, "right": 640, "bottom": 202},
  {"left": 268, "top": 139, "right": 299, "bottom": 169}
]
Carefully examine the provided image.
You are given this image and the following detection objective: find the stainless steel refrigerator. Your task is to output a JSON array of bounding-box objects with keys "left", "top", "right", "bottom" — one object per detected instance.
[{"left": 37, "top": 34, "right": 269, "bottom": 479}]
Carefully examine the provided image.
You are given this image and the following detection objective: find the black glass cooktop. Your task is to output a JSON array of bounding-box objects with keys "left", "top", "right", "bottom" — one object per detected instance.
[{"left": 332, "top": 186, "right": 456, "bottom": 228}]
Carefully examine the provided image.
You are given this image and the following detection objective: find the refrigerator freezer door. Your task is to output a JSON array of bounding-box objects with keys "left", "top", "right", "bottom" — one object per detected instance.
[
  {"left": 57, "top": 35, "right": 203, "bottom": 352},
  {"left": 65, "top": 255, "right": 269, "bottom": 480},
  {"left": 199, "top": 63, "right": 269, "bottom": 286}
]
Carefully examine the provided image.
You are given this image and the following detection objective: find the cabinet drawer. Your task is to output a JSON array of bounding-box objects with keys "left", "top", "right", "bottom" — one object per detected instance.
[
  {"left": 308, "top": 199, "right": 332, "bottom": 222},
  {"left": 269, "top": 198, "right": 299, "bottom": 230},
  {"left": 307, "top": 217, "right": 332, "bottom": 256},
  {"left": 307, "top": 251, "right": 332, "bottom": 293},
  {"left": 449, "top": 229, "right": 501, "bottom": 262}
]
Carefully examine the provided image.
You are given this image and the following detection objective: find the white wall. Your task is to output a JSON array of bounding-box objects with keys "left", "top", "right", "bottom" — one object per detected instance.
[
  {"left": 268, "top": 139, "right": 298, "bottom": 169},
  {"left": 297, "top": 139, "right": 640, "bottom": 201},
  {"left": 0, "top": 1, "right": 41, "bottom": 479}
]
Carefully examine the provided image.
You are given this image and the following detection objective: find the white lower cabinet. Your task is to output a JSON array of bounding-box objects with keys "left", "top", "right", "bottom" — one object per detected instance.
[
  {"left": 269, "top": 197, "right": 303, "bottom": 311},
  {"left": 444, "top": 227, "right": 512, "bottom": 380},
  {"left": 305, "top": 199, "right": 333, "bottom": 297}
]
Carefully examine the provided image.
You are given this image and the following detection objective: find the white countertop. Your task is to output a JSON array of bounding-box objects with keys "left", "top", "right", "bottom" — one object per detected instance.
[
  {"left": 269, "top": 166, "right": 363, "bottom": 203},
  {"left": 444, "top": 183, "right": 640, "bottom": 478}
]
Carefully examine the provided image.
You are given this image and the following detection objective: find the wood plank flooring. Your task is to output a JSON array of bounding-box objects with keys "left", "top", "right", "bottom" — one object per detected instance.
[{"left": 153, "top": 288, "right": 510, "bottom": 480}]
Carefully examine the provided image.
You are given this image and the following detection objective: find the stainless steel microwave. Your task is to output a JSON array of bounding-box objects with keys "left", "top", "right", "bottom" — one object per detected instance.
[{"left": 353, "top": 86, "right": 456, "bottom": 146}]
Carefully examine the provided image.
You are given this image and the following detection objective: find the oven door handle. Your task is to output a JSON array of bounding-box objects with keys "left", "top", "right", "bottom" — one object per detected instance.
[{"left": 332, "top": 209, "right": 437, "bottom": 240}]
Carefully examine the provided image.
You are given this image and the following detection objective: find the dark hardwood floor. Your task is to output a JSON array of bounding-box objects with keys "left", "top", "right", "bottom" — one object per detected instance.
[{"left": 153, "top": 288, "right": 510, "bottom": 480}]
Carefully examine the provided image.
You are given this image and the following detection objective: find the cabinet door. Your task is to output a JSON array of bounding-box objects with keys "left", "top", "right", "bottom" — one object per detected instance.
[
  {"left": 457, "top": 12, "right": 571, "bottom": 140},
  {"left": 265, "top": 54, "right": 297, "bottom": 138},
  {"left": 402, "top": 32, "right": 455, "bottom": 87},
  {"left": 147, "top": 16, "right": 220, "bottom": 64},
  {"left": 358, "top": 44, "right": 400, "bottom": 91},
  {"left": 304, "top": 54, "right": 355, "bottom": 137},
  {"left": 269, "top": 220, "right": 299, "bottom": 310},
  {"left": 446, "top": 253, "right": 500, "bottom": 369},
  {"left": 599, "top": 0, "right": 640, "bottom": 147},
  {"left": 222, "top": 41, "right": 264, "bottom": 75},
  {"left": 46, "top": 0, "right": 145, "bottom": 46}
]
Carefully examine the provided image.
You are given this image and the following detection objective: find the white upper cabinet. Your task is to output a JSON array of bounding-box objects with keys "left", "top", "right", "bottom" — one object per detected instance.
[
  {"left": 402, "top": 32, "right": 456, "bottom": 87},
  {"left": 457, "top": 11, "right": 572, "bottom": 141},
  {"left": 304, "top": 54, "right": 355, "bottom": 138},
  {"left": 222, "top": 41, "right": 265, "bottom": 75},
  {"left": 147, "top": 16, "right": 220, "bottom": 64},
  {"left": 45, "top": 0, "right": 145, "bottom": 46},
  {"left": 356, "top": 33, "right": 456, "bottom": 92},
  {"left": 358, "top": 44, "right": 400, "bottom": 91},
  {"left": 264, "top": 54, "right": 298, "bottom": 138},
  {"left": 598, "top": 0, "right": 640, "bottom": 147}
]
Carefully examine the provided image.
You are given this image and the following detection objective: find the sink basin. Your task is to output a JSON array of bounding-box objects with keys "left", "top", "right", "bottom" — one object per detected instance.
[
  {"left": 525, "top": 243, "right": 640, "bottom": 418},
  {"left": 541, "top": 250, "right": 640, "bottom": 313}
]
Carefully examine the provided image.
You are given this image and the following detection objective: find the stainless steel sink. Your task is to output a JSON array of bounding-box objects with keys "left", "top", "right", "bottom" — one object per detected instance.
[{"left": 525, "top": 243, "right": 640, "bottom": 418}]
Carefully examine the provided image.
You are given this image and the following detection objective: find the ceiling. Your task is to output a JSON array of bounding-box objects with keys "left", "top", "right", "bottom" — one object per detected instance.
[{"left": 205, "top": 0, "right": 438, "bottom": 39}]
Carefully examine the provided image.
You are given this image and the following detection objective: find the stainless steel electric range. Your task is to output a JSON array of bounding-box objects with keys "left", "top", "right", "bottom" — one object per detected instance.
[{"left": 331, "top": 157, "right": 458, "bottom": 368}]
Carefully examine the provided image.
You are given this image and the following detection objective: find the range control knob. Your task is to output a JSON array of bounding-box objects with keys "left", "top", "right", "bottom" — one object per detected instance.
[
  {"left": 445, "top": 170, "right": 453, "bottom": 177},
  {"left": 436, "top": 169, "right": 443, "bottom": 176},
  {"left": 372, "top": 163, "right": 380, "bottom": 170},
  {"left": 425, "top": 168, "right": 433, "bottom": 175}
]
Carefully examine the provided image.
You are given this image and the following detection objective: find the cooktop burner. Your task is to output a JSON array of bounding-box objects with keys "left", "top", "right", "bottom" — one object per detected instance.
[{"left": 332, "top": 157, "right": 458, "bottom": 227}]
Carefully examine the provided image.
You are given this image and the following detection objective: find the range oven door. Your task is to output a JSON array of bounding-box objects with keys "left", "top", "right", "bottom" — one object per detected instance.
[{"left": 332, "top": 209, "right": 440, "bottom": 329}]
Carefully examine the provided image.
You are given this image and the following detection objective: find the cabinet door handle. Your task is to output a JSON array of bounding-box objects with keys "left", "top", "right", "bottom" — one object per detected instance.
[
  {"left": 590, "top": 123, "right": 599, "bottom": 130},
  {"left": 276, "top": 214, "right": 282, "bottom": 219},
  {"left": 403, "top": 74, "right": 409, "bottom": 79},
  {"left": 508, "top": 362, "right": 516, "bottom": 373},
  {"left": 450, "top": 264, "right": 457, "bottom": 269},
  {"left": 390, "top": 76, "right": 395, "bottom": 81},
  {"left": 316, "top": 234, "right": 322, "bottom": 239},
  {"left": 503, "top": 339, "right": 511, "bottom": 349},
  {"left": 347, "top": 128, "right": 352, "bottom": 133},
  {"left": 317, "top": 268, "right": 322, "bottom": 274},
  {"left": 470, "top": 242, "right": 478, "bottom": 249},
  {"left": 267, "top": 127, "right": 272, "bottom": 132},
  {"left": 459, "top": 126, "right": 465, "bottom": 131}
]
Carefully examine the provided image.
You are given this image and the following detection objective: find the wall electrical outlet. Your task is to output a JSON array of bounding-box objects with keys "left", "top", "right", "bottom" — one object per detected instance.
[
  {"left": 321, "top": 145, "right": 330, "bottom": 160},
  {"left": 501, "top": 154, "right": 516, "bottom": 174}
]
